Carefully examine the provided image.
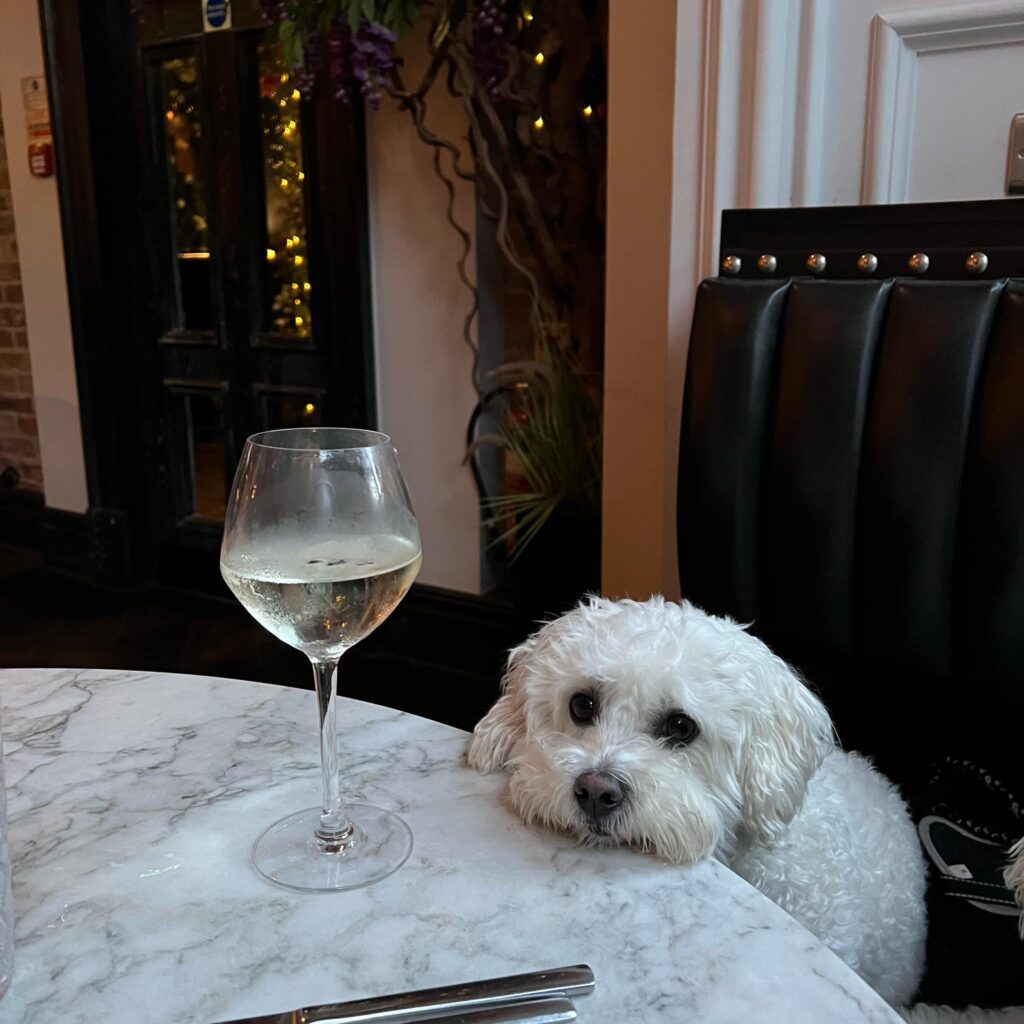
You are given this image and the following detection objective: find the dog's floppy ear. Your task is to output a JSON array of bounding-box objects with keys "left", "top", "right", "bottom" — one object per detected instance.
[
  {"left": 1005, "top": 837, "right": 1024, "bottom": 937},
  {"left": 733, "top": 630, "right": 834, "bottom": 844},
  {"left": 466, "top": 641, "right": 531, "bottom": 773}
]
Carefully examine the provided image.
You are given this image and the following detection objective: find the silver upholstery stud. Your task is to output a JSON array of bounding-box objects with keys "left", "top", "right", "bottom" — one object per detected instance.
[
  {"left": 806, "top": 253, "right": 826, "bottom": 274},
  {"left": 757, "top": 254, "right": 777, "bottom": 274},
  {"left": 908, "top": 252, "right": 930, "bottom": 274},
  {"left": 965, "top": 251, "right": 989, "bottom": 274},
  {"left": 721, "top": 255, "right": 742, "bottom": 275},
  {"left": 857, "top": 253, "right": 879, "bottom": 274}
]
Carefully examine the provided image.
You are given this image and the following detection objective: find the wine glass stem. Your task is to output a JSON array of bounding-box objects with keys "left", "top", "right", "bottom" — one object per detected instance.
[{"left": 311, "top": 658, "right": 355, "bottom": 852}]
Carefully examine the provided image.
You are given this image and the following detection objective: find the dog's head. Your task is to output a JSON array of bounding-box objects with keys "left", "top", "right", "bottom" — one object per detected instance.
[{"left": 467, "top": 596, "right": 834, "bottom": 864}]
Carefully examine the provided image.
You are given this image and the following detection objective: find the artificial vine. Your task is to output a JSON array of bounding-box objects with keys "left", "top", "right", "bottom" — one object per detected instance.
[
  {"left": 262, "top": 0, "right": 423, "bottom": 106},
  {"left": 266, "top": 0, "right": 607, "bottom": 563}
]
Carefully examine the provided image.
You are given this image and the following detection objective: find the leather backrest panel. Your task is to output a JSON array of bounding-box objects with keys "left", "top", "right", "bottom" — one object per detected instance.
[
  {"left": 762, "top": 280, "right": 891, "bottom": 653},
  {"left": 956, "top": 282, "right": 1024, "bottom": 699},
  {"left": 856, "top": 281, "right": 1003, "bottom": 675},
  {"left": 678, "top": 280, "right": 790, "bottom": 622},
  {"left": 678, "top": 278, "right": 1023, "bottom": 765}
]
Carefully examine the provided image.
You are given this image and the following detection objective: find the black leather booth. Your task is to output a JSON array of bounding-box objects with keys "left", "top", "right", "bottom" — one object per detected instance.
[{"left": 677, "top": 199, "right": 1024, "bottom": 1007}]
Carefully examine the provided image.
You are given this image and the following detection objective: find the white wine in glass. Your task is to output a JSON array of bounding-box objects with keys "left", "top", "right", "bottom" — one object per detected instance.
[{"left": 220, "top": 428, "right": 421, "bottom": 892}]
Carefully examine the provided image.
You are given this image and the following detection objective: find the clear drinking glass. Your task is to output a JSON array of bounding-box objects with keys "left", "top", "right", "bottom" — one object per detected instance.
[{"left": 221, "top": 428, "right": 421, "bottom": 892}]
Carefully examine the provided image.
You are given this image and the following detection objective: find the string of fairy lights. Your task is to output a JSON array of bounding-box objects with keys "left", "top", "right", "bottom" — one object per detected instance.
[
  {"left": 163, "top": 51, "right": 313, "bottom": 342},
  {"left": 530, "top": 53, "right": 596, "bottom": 130},
  {"left": 261, "top": 55, "right": 313, "bottom": 339},
  {"left": 161, "top": 15, "right": 600, "bottom": 340}
]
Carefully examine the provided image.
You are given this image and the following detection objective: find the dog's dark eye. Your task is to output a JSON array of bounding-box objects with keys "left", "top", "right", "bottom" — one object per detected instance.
[
  {"left": 663, "top": 712, "right": 699, "bottom": 746},
  {"left": 569, "top": 692, "right": 596, "bottom": 725}
]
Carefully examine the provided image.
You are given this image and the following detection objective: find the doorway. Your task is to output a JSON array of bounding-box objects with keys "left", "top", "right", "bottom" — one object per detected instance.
[{"left": 42, "top": 0, "right": 375, "bottom": 588}]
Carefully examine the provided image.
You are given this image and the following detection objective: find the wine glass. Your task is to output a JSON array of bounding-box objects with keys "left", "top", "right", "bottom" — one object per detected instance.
[{"left": 220, "top": 427, "right": 421, "bottom": 892}]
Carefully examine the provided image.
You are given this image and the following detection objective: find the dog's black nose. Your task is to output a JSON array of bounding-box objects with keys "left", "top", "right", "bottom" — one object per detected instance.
[{"left": 574, "top": 771, "right": 624, "bottom": 821}]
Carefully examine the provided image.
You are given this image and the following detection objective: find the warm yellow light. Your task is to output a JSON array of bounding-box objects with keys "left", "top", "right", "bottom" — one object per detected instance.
[
  {"left": 291, "top": 282, "right": 299, "bottom": 290},
  {"left": 281, "top": 73, "right": 289, "bottom": 83},
  {"left": 297, "top": 171, "right": 305, "bottom": 181},
  {"left": 286, "top": 238, "right": 295, "bottom": 249},
  {"left": 291, "top": 234, "right": 300, "bottom": 246},
  {"left": 165, "top": 110, "right": 175, "bottom": 122},
  {"left": 279, "top": 99, "right": 287, "bottom": 108},
  {"left": 178, "top": 251, "right": 210, "bottom": 261},
  {"left": 304, "top": 402, "right": 315, "bottom": 414},
  {"left": 266, "top": 248, "right": 276, "bottom": 261},
  {"left": 533, "top": 116, "right": 544, "bottom": 129},
  {"left": 280, "top": 178, "right": 289, "bottom": 188},
  {"left": 291, "top": 89, "right": 301, "bottom": 101},
  {"left": 303, "top": 281, "right": 311, "bottom": 292},
  {"left": 583, "top": 104, "right": 593, "bottom": 117},
  {"left": 524, "top": 10, "right": 533, "bottom": 21},
  {"left": 295, "top": 316, "right": 304, "bottom": 326},
  {"left": 534, "top": 52, "right": 544, "bottom": 65},
  {"left": 293, "top": 254, "right": 304, "bottom": 266}
]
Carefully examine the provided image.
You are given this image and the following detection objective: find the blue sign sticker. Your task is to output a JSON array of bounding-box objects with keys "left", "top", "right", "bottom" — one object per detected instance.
[{"left": 203, "top": 0, "right": 231, "bottom": 30}]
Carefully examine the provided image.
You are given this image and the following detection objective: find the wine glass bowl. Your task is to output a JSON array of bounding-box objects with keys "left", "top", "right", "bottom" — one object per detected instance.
[{"left": 220, "top": 428, "right": 420, "bottom": 892}]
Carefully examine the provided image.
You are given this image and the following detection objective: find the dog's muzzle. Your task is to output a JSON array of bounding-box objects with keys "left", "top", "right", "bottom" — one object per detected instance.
[{"left": 573, "top": 770, "right": 625, "bottom": 824}]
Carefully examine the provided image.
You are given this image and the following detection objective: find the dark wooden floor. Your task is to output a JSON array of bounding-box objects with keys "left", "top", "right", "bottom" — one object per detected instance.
[{"left": 0, "top": 544, "right": 530, "bottom": 732}]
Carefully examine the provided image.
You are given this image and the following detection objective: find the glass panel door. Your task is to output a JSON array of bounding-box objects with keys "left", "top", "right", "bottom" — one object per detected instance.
[
  {"left": 158, "top": 55, "right": 215, "bottom": 333},
  {"left": 130, "top": 3, "right": 374, "bottom": 578}
]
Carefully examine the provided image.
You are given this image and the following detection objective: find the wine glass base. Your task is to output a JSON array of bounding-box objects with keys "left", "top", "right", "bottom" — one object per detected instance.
[{"left": 252, "top": 804, "right": 413, "bottom": 893}]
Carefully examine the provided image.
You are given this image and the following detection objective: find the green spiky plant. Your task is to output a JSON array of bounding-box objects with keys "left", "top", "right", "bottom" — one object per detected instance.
[{"left": 472, "top": 338, "right": 601, "bottom": 562}]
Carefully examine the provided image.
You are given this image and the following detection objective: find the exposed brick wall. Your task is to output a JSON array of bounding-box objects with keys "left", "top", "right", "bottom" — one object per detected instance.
[{"left": 0, "top": 95, "right": 42, "bottom": 493}]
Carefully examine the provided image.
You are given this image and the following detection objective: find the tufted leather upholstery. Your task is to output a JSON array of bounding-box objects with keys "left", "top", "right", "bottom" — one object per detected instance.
[{"left": 678, "top": 277, "right": 1024, "bottom": 1005}]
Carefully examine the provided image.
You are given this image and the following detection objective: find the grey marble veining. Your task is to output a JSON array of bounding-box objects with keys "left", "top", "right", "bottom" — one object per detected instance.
[{"left": 0, "top": 668, "right": 901, "bottom": 1023}]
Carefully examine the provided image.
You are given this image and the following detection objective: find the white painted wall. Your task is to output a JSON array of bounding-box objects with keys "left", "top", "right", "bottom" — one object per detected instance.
[
  {"left": 366, "top": 25, "right": 482, "bottom": 593},
  {"left": 0, "top": 2, "right": 88, "bottom": 513},
  {"left": 601, "top": 0, "right": 677, "bottom": 599},
  {"left": 602, "top": 0, "right": 1024, "bottom": 602},
  {"left": 602, "top": 0, "right": 706, "bottom": 600},
  {"left": 910, "top": 43, "right": 1024, "bottom": 201},
  {"left": 855, "top": 0, "right": 1024, "bottom": 204}
]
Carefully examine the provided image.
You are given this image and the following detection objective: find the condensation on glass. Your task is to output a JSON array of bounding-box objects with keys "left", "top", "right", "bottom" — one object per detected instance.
[
  {"left": 159, "top": 56, "right": 214, "bottom": 332},
  {"left": 258, "top": 45, "right": 313, "bottom": 340}
]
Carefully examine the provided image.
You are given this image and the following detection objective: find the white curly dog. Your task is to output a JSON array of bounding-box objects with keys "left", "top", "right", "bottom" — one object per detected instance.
[{"left": 468, "top": 596, "right": 928, "bottom": 1007}]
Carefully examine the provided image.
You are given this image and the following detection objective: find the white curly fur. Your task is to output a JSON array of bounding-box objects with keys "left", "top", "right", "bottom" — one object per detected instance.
[
  {"left": 468, "top": 596, "right": 928, "bottom": 1007},
  {"left": 1008, "top": 838, "right": 1024, "bottom": 938}
]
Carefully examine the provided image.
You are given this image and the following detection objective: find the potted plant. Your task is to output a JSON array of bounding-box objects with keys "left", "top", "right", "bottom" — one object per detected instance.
[{"left": 468, "top": 332, "right": 601, "bottom": 614}]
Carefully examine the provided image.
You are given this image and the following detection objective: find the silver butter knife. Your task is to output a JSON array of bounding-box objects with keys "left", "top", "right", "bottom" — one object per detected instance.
[
  {"left": 213, "top": 964, "right": 594, "bottom": 1024},
  {"left": 366, "top": 997, "right": 577, "bottom": 1024}
]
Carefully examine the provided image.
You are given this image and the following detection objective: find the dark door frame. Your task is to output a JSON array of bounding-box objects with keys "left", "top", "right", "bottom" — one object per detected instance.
[{"left": 37, "top": 0, "right": 376, "bottom": 589}]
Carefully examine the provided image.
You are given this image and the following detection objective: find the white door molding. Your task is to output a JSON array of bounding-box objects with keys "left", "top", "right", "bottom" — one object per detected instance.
[
  {"left": 861, "top": 0, "right": 1024, "bottom": 203},
  {"left": 695, "top": 0, "right": 835, "bottom": 280}
]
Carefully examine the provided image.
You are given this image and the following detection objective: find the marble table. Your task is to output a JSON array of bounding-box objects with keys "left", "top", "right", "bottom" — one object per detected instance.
[{"left": 0, "top": 668, "right": 902, "bottom": 1023}]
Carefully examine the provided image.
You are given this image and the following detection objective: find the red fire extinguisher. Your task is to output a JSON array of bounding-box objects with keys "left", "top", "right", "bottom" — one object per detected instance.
[{"left": 27, "top": 123, "right": 54, "bottom": 178}]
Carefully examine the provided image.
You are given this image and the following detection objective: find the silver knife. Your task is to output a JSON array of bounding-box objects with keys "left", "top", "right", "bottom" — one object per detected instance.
[
  {"left": 212, "top": 965, "right": 594, "bottom": 1024},
  {"left": 359, "top": 997, "right": 577, "bottom": 1024}
]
